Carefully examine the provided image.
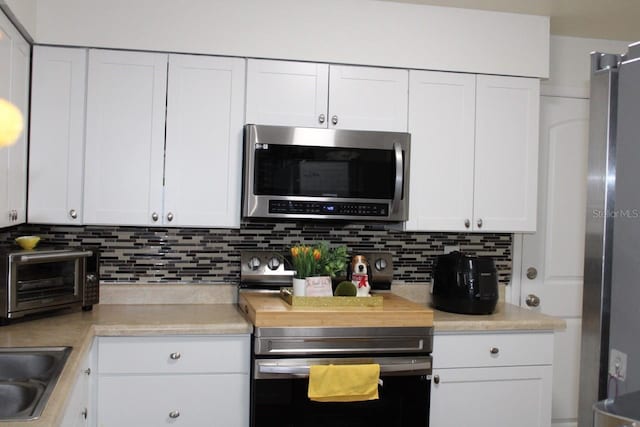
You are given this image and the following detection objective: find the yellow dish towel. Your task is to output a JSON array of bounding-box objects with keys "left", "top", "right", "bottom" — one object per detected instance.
[{"left": 308, "top": 364, "right": 380, "bottom": 402}]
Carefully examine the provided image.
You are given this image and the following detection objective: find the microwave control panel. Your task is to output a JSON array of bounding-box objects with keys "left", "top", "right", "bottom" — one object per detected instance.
[{"left": 268, "top": 200, "right": 388, "bottom": 217}]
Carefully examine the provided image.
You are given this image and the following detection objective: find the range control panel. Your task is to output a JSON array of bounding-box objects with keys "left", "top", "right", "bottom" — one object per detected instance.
[{"left": 239, "top": 251, "right": 394, "bottom": 290}]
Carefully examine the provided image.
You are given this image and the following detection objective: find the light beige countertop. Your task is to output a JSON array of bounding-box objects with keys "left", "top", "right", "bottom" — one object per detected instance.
[{"left": 0, "top": 304, "right": 251, "bottom": 427}]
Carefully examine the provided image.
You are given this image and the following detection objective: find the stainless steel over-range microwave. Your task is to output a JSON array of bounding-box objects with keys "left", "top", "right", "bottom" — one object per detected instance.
[{"left": 242, "top": 124, "right": 411, "bottom": 221}]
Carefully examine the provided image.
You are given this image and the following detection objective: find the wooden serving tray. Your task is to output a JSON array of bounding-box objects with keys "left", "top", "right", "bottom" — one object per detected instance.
[{"left": 280, "top": 288, "right": 383, "bottom": 307}]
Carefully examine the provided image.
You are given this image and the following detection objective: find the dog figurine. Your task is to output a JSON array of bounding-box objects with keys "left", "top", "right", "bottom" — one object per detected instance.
[{"left": 350, "top": 255, "right": 371, "bottom": 297}]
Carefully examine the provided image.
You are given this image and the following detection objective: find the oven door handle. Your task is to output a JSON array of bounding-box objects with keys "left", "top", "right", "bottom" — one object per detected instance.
[
  {"left": 16, "top": 250, "right": 93, "bottom": 263},
  {"left": 255, "top": 357, "right": 432, "bottom": 379},
  {"left": 391, "top": 142, "right": 403, "bottom": 214}
]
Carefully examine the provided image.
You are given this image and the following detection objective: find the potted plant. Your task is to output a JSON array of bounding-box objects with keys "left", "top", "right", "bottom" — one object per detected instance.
[{"left": 289, "top": 242, "right": 348, "bottom": 296}]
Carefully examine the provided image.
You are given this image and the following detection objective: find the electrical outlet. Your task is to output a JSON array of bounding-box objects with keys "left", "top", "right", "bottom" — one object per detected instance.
[
  {"left": 609, "top": 349, "right": 628, "bottom": 381},
  {"left": 444, "top": 245, "right": 460, "bottom": 254}
]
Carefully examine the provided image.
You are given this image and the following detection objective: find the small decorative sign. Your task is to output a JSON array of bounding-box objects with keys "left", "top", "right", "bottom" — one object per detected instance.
[{"left": 304, "top": 276, "right": 333, "bottom": 297}]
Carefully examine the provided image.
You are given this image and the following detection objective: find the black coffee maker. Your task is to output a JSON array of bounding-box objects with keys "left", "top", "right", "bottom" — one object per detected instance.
[{"left": 431, "top": 251, "right": 499, "bottom": 315}]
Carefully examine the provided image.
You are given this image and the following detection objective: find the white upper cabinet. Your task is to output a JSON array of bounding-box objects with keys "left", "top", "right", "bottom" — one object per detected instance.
[
  {"left": 246, "top": 59, "right": 328, "bottom": 128},
  {"left": 407, "top": 72, "right": 539, "bottom": 232},
  {"left": 164, "top": 54, "right": 245, "bottom": 228},
  {"left": 246, "top": 59, "right": 408, "bottom": 131},
  {"left": 474, "top": 75, "right": 539, "bottom": 232},
  {"left": 83, "top": 49, "right": 245, "bottom": 228},
  {"left": 328, "top": 64, "right": 408, "bottom": 132},
  {"left": 84, "top": 49, "right": 168, "bottom": 226},
  {"left": 29, "top": 46, "right": 87, "bottom": 224},
  {"left": 406, "top": 70, "right": 476, "bottom": 231},
  {"left": 0, "top": 12, "right": 29, "bottom": 228}
]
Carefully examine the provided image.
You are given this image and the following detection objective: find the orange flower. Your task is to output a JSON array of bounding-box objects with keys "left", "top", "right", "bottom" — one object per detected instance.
[
  {"left": 291, "top": 246, "right": 299, "bottom": 257},
  {"left": 313, "top": 248, "right": 321, "bottom": 261},
  {"left": 302, "top": 246, "right": 310, "bottom": 254}
]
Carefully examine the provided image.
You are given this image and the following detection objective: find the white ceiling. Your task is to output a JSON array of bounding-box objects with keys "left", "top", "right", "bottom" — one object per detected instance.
[{"left": 383, "top": 0, "right": 639, "bottom": 42}]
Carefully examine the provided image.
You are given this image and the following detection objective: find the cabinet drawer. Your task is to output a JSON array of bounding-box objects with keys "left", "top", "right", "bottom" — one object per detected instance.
[
  {"left": 98, "top": 374, "right": 248, "bottom": 426},
  {"left": 98, "top": 335, "right": 250, "bottom": 374},
  {"left": 433, "top": 332, "right": 553, "bottom": 369}
]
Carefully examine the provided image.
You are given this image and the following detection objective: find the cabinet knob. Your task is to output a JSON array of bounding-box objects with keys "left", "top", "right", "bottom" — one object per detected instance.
[
  {"left": 331, "top": 115, "right": 338, "bottom": 125},
  {"left": 318, "top": 113, "right": 326, "bottom": 124},
  {"left": 169, "top": 410, "right": 180, "bottom": 419},
  {"left": 151, "top": 212, "right": 159, "bottom": 222},
  {"left": 83, "top": 368, "right": 91, "bottom": 375},
  {"left": 69, "top": 209, "right": 78, "bottom": 219},
  {"left": 526, "top": 267, "right": 538, "bottom": 280},
  {"left": 433, "top": 374, "right": 440, "bottom": 384},
  {"left": 82, "top": 408, "right": 88, "bottom": 419},
  {"left": 464, "top": 219, "right": 470, "bottom": 228},
  {"left": 166, "top": 212, "right": 174, "bottom": 222},
  {"left": 477, "top": 218, "right": 483, "bottom": 228},
  {"left": 489, "top": 347, "right": 500, "bottom": 355},
  {"left": 526, "top": 294, "right": 541, "bottom": 307},
  {"left": 169, "top": 352, "right": 181, "bottom": 360}
]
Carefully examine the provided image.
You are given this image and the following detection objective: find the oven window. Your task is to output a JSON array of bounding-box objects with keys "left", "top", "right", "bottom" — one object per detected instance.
[
  {"left": 15, "top": 260, "right": 78, "bottom": 302},
  {"left": 254, "top": 145, "right": 397, "bottom": 199},
  {"left": 253, "top": 375, "right": 429, "bottom": 427}
]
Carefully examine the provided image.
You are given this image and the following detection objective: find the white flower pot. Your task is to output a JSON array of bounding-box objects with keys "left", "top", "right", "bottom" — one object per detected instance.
[{"left": 292, "top": 278, "right": 306, "bottom": 296}]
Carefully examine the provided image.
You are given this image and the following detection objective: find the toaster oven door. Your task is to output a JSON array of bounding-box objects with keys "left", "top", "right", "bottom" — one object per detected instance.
[{"left": 8, "top": 250, "right": 92, "bottom": 316}]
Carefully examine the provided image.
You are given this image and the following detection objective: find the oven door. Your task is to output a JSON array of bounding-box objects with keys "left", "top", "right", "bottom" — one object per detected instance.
[{"left": 252, "top": 356, "right": 431, "bottom": 427}]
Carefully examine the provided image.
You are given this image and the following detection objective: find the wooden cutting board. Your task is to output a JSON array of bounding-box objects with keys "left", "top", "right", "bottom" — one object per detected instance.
[{"left": 238, "top": 292, "right": 433, "bottom": 327}]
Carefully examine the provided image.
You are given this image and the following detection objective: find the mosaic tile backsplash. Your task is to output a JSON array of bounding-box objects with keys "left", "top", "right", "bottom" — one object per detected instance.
[{"left": 0, "top": 223, "right": 512, "bottom": 285}]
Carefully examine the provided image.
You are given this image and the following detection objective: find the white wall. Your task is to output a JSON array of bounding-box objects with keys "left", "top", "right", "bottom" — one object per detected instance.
[
  {"left": 542, "top": 35, "right": 630, "bottom": 98},
  {"left": 32, "top": 0, "right": 549, "bottom": 78},
  {"left": 2, "top": 0, "right": 36, "bottom": 39}
]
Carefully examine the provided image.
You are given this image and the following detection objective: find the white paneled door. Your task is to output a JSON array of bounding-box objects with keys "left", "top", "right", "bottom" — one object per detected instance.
[
  {"left": 84, "top": 50, "right": 168, "bottom": 226},
  {"left": 406, "top": 70, "right": 476, "bottom": 231},
  {"left": 328, "top": 64, "right": 408, "bottom": 132},
  {"left": 474, "top": 75, "right": 540, "bottom": 232},
  {"left": 520, "top": 96, "right": 590, "bottom": 427},
  {"left": 164, "top": 54, "right": 245, "bottom": 228},
  {"left": 245, "top": 59, "right": 329, "bottom": 128}
]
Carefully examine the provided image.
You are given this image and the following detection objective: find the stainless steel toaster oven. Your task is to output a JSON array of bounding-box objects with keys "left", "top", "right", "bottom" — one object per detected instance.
[{"left": 0, "top": 247, "right": 99, "bottom": 324}]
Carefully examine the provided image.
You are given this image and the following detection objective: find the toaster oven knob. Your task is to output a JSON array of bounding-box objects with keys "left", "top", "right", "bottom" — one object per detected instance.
[
  {"left": 374, "top": 258, "right": 387, "bottom": 271},
  {"left": 267, "top": 257, "right": 281, "bottom": 270},
  {"left": 248, "top": 256, "right": 261, "bottom": 271}
]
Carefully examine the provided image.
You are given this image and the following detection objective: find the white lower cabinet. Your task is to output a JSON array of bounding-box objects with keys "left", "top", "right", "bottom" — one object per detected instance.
[
  {"left": 430, "top": 332, "right": 553, "bottom": 427},
  {"left": 60, "top": 343, "right": 95, "bottom": 427},
  {"left": 95, "top": 335, "right": 250, "bottom": 427}
]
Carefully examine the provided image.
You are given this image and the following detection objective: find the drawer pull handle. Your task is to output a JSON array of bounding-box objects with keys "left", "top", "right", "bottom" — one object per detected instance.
[
  {"left": 169, "top": 410, "right": 180, "bottom": 419},
  {"left": 489, "top": 347, "right": 499, "bottom": 355},
  {"left": 169, "top": 352, "right": 181, "bottom": 360}
]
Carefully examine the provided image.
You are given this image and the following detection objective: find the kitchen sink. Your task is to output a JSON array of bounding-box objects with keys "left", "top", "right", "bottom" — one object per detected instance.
[{"left": 0, "top": 347, "right": 71, "bottom": 420}]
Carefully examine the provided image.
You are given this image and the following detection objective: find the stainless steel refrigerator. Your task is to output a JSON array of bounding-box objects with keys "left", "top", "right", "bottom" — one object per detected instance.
[{"left": 579, "top": 41, "right": 640, "bottom": 426}]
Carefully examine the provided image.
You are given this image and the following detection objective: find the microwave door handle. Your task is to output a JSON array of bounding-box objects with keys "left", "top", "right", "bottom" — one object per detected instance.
[
  {"left": 391, "top": 142, "right": 403, "bottom": 214},
  {"left": 17, "top": 250, "right": 93, "bottom": 263}
]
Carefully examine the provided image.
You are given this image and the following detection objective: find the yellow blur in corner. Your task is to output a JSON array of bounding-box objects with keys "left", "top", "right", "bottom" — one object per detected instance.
[{"left": 0, "top": 98, "right": 24, "bottom": 147}]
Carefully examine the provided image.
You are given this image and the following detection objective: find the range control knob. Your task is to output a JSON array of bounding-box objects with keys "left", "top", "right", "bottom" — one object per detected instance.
[
  {"left": 267, "top": 257, "right": 281, "bottom": 270},
  {"left": 374, "top": 258, "right": 388, "bottom": 271},
  {"left": 247, "top": 257, "right": 261, "bottom": 271}
]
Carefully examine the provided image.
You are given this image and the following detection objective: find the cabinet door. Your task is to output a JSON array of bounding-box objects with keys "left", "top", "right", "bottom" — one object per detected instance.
[
  {"left": 246, "top": 59, "right": 328, "bottom": 128},
  {"left": 430, "top": 365, "right": 552, "bottom": 427},
  {"left": 328, "top": 65, "right": 408, "bottom": 132},
  {"left": 406, "top": 70, "right": 475, "bottom": 231},
  {"left": 29, "top": 46, "right": 87, "bottom": 224},
  {"left": 474, "top": 75, "right": 540, "bottom": 232},
  {"left": 98, "top": 374, "right": 249, "bottom": 427},
  {"left": 0, "top": 13, "right": 12, "bottom": 228},
  {"left": 84, "top": 50, "right": 168, "bottom": 225},
  {"left": 164, "top": 54, "right": 245, "bottom": 228},
  {"left": 6, "top": 36, "right": 29, "bottom": 225}
]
